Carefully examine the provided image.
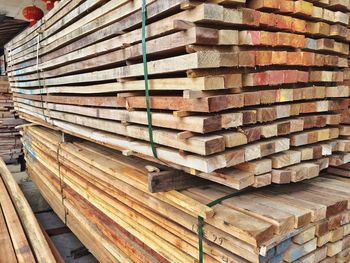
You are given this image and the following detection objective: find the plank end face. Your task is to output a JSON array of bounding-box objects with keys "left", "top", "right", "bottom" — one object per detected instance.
[{"left": 148, "top": 170, "right": 208, "bottom": 193}]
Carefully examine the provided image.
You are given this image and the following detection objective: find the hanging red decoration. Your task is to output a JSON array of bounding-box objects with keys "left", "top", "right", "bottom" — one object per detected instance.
[
  {"left": 41, "top": 0, "right": 59, "bottom": 11},
  {"left": 22, "top": 5, "right": 44, "bottom": 27}
]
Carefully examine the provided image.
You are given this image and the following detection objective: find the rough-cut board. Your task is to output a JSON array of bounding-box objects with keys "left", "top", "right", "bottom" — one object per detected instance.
[
  {"left": 21, "top": 125, "right": 350, "bottom": 263},
  {"left": 5, "top": 0, "right": 350, "bottom": 191},
  {"left": 0, "top": 159, "right": 58, "bottom": 263},
  {"left": 328, "top": 68, "right": 350, "bottom": 179}
]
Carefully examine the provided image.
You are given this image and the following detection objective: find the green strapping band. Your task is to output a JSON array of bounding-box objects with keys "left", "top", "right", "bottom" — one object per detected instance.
[
  {"left": 141, "top": 0, "right": 158, "bottom": 158},
  {"left": 198, "top": 191, "right": 243, "bottom": 262}
]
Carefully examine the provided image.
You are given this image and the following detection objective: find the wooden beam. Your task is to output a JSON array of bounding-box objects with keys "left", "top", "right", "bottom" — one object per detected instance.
[{"left": 0, "top": 158, "right": 56, "bottom": 263}]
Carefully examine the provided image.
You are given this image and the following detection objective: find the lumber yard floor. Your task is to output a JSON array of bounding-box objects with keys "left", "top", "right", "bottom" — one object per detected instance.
[
  {"left": 9, "top": 164, "right": 98, "bottom": 263},
  {"left": 36, "top": 211, "right": 98, "bottom": 263}
]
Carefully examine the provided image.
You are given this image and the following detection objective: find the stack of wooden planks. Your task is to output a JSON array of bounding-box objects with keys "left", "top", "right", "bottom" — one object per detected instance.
[
  {"left": 0, "top": 76, "right": 24, "bottom": 164},
  {"left": 20, "top": 125, "right": 350, "bottom": 263},
  {"left": 327, "top": 67, "right": 350, "bottom": 178},
  {"left": 4, "top": 0, "right": 350, "bottom": 190},
  {"left": 0, "top": 157, "right": 57, "bottom": 263}
]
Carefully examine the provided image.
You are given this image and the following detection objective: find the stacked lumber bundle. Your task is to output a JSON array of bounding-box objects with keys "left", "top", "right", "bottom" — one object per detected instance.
[
  {"left": 327, "top": 68, "right": 350, "bottom": 177},
  {"left": 20, "top": 125, "right": 350, "bottom": 263},
  {"left": 5, "top": 0, "right": 350, "bottom": 190},
  {"left": 0, "top": 158, "right": 57, "bottom": 263},
  {"left": 0, "top": 76, "right": 24, "bottom": 164}
]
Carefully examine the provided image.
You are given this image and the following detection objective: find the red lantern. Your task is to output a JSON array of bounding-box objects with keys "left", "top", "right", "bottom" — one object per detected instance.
[
  {"left": 22, "top": 6, "right": 44, "bottom": 27},
  {"left": 42, "top": 0, "right": 59, "bottom": 11}
]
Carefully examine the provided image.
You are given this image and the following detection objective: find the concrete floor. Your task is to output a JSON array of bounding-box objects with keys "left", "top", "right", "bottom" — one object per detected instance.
[{"left": 36, "top": 211, "right": 98, "bottom": 263}]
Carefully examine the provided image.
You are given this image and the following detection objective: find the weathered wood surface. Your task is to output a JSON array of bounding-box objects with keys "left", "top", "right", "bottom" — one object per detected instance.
[
  {"left": 11, "top": 2, "right": 350, "bottom": 261},
  {"left": 5, "top": 0, "right": 350, "bottom": 191},
  {"left": 327, "top": 68, "right": 350, "bottom": 178},
  {"left": 21, "top": 125, "right": 350, "bottom": 263},
  {"left": 0, "top": 158, "right": 60, "bottom": 262}
]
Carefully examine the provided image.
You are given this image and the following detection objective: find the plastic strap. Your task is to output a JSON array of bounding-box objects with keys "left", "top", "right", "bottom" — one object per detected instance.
[
  {"left": 141, "top": 0, "right": 158, "bottom": 158},
  {"left": 197, "top": 191, "right": 244, "bottom": 262}
]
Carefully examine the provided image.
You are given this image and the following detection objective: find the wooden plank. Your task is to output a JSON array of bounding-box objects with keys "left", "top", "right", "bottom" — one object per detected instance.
[
  {"left": 293, "top": 226, "right": 316, "bottom": 244},
  {"left": 0, "top": 205, "right": 17, "bottom": 263},
  {"left": 0, "top": 158, "right": 56, "bottom": 263},
  {"left": 148, "top": 170, "right": 208, "bottom": 193},
  {"left": 20, "top": 127, "right": 345, "bottom": 262},
  {"left": 187, "top": 186, "right": 295, "bottom": 235},
  {"left": 0, "top": 175, "right": 35, "bottom": 262},
  {"left": 14, "top": 97, "right": 222, "bottom": 133},
  {"left": 23, "top": 127, "right": 276, "bottom": 256},
  {"left": 283, "top": 238, "right": 317, "bottom": 262}
]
